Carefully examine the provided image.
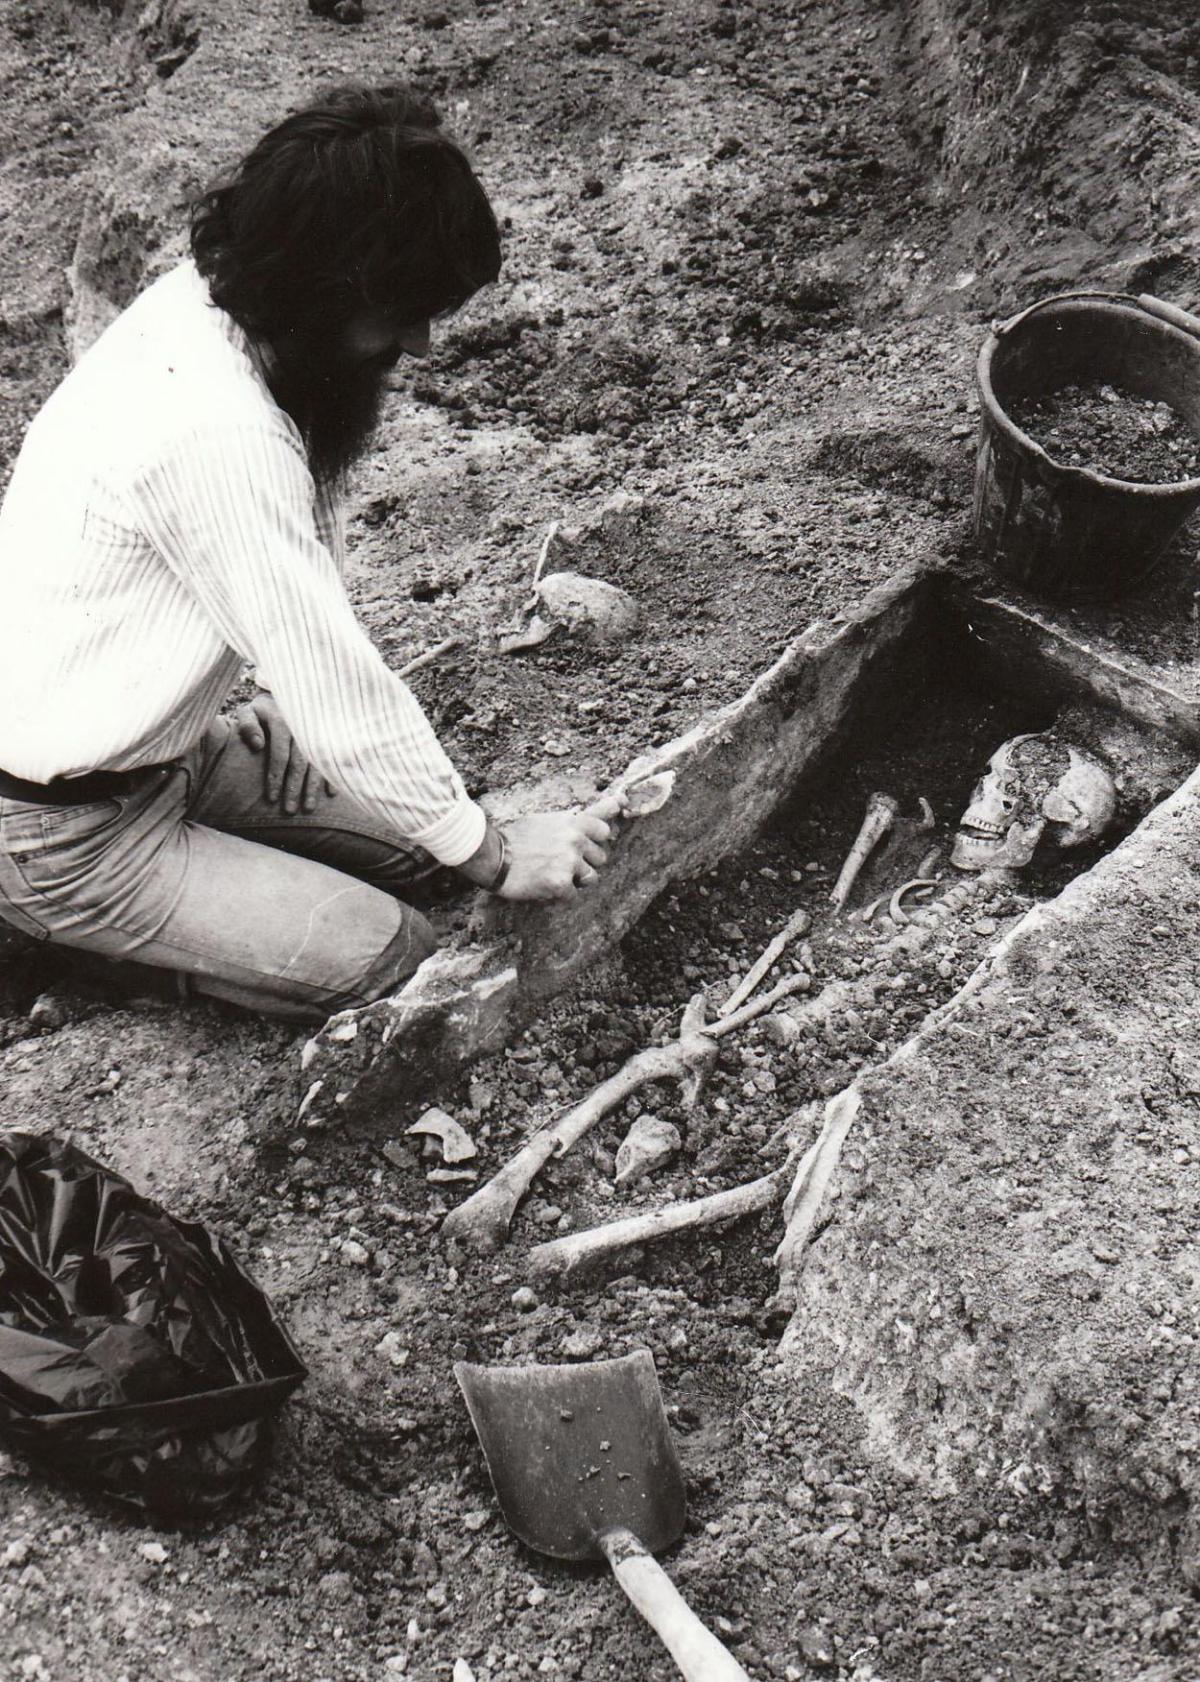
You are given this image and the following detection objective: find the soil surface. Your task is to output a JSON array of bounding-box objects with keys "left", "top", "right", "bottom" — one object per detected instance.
[
  {"left": 4, "top": 2, "right": 1200, "bottom": 1681},
  {"left": 1010, "top": 384, "right": 1200, "bottom": 484}
]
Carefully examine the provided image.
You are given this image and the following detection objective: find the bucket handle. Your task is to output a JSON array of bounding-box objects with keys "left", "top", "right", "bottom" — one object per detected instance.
[
  {"left": 992, "top": 289, "right": 1200, "bottom": 341},
  {"left": 991, "top": 290, "right": 1136, "bottom": 337},
  {"left": 1137, "top": 293, "right": 1200, "bottom": 341}
]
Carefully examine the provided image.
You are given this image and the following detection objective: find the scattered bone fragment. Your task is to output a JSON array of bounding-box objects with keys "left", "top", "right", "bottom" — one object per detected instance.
[
  {"left": 614, "top": 1115, "right": 682, "bottom": 1187},
  {"left": 533, "top": 571, "right": 639, "bottom": 646},
  {"left": 298, "top": 1079, "right": 325, "bottom": 1127},
  {"left": 917, "top": 796, "right": 936, "bottom": 830},
  {"left": 428, "top": 1167, "right": 479, "bottom": 1185},
  {"left": 719, "top": 908, "right": 811, "bottom": 1018},
  {"left": 453, "top": 1661, "right": 478, "bottom": 1682},
  {"left": 532, "top": 519, "right": 560, "bottom": 586},
  {"left": 498, "top": 615, "right": 554, "bottom": 654},
  {"left": 763, "top": 1012, "right": 801, "bottom": 1047},
  {"left": 397, "top": 635, "right": 467, "bottom": 679},
  {"left": 829, "top": 792, "right": 899, "bottom": 911},
  {"left": 527, "top": 1163, "right": 793, "bottom": 1281},
  {"left": 409, "top": 1106, "right": 477, "bottom": 1165}
]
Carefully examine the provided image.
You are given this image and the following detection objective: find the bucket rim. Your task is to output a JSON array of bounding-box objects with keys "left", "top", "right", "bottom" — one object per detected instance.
[{"left": 977, "top": 292, "right": 1200, "bottom": 496}]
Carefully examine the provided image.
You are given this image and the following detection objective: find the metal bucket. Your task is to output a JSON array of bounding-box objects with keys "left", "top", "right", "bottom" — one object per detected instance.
[{"left": 974, "top": 291, "right": 1200, "bottom": 600}]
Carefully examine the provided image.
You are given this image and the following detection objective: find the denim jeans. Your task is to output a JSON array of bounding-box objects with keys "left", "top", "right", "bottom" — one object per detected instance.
[{"left": 0, "top": 719, "right": 439, "bottom": 1023}]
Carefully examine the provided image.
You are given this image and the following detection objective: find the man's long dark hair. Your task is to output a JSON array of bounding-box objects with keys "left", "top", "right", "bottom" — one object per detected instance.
[{"left": 190, "top": 83, "right": 501, "bottom": 347}]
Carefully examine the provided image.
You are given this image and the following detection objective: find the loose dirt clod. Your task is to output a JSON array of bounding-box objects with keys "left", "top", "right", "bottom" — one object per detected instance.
[{"left": 1010, "top": 382, "right": 1200, "bottom": 482}]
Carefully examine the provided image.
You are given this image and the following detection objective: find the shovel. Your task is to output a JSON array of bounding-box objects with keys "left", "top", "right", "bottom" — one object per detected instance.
[{"left": 454, "top": 1350, "right": 752, "bottom": 1682}]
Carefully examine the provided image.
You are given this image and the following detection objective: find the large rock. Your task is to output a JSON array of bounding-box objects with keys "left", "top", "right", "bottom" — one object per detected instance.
[{"left": 779, "top": 764, "right": 1200, "bottom": 1577}]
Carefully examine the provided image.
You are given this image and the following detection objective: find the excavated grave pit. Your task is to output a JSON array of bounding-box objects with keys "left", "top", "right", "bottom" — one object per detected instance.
[{"left": 299, "top": 563, "right": 1198, "bottom": 1136}]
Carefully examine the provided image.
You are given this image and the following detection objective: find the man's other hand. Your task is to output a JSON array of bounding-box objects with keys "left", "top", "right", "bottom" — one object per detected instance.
[
  {"left": 234, "top": 692, "right": 336, "bottom": 815},
  {"left": 462, "top": 798, "right": 621, "bottom": 902}
]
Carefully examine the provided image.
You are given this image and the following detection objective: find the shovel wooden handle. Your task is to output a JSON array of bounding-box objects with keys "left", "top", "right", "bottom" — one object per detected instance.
[{"left": 599, "top": 1528, "right": 752, "bottom": 1682}]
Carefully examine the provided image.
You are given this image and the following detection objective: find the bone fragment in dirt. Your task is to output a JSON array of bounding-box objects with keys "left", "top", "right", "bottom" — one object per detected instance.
[
  {"left": 440, "top": 995, "right": 716, "bottom": 1253},
  {"left": 773, "top": 1086, "right": 864, "bottom": 1305},
  {"left": 397, "top": 635, "right": 467, "bottom": 679},
  {"left": 718, "top": 908, "right": 812, "bottom": 1019},
  {"left": 830, "top": 792, "right": 899, "bottom": 911},
  {"left": 498, "top": 615, "right": 554, "bottom": 654},
  {"left": 917, "top": 846, "right": 942, "bottom": 879},
  {"left": 527, "top": 1162, "right": 794, "bottom": 1281},
  {"left": 532, "top": 518, "right": 560, "bottom": 586},
  {"left": 408, "top": 1107, "right": 477, "bottom": 1165},
  {"left": 917, "top": 796, "right": 936, "bottom": 830},
  {"left": 614, "top": 1114, "right": 682, "bottom": 1187}
]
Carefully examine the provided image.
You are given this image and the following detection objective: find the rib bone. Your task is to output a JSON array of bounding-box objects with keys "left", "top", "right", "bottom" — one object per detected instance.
[{"left": 830, "top": 792, "right": 899, "bottom": 911}]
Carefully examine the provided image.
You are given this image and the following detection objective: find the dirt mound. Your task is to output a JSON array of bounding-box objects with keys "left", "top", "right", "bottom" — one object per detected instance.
[{"left": 891, "top": 0, "right": 1200, "bottom": 311}]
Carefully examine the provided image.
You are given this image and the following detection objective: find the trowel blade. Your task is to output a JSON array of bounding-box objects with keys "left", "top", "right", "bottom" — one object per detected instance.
[{"left": 454, "top": 1349, "right": 686, "bottom": 1562}]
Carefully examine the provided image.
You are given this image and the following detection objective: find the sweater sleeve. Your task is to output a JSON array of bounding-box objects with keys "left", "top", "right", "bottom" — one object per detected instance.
[{"left": 133, "top": 421, "right": 486, "bottom": 865}]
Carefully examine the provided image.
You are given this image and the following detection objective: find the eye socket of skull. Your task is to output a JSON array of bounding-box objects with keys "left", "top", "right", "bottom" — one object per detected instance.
[{"left": 1007, "top": 736, "right": 1071, "bottom": 821}]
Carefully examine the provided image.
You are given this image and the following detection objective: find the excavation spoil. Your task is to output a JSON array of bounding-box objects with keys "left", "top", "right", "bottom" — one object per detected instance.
[{"left": 1010, "top": 382, "right": 1200, "bottom": 483}]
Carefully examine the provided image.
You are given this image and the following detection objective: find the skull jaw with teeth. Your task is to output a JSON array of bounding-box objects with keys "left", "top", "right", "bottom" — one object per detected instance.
[{"left": 951, "top": 732, "right": 1118, "bottom": 872}]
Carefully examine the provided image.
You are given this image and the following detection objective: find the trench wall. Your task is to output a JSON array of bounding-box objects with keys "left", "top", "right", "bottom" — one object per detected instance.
[{"left": 781, "top": 763, "right": 1200, "bottom": 1577}]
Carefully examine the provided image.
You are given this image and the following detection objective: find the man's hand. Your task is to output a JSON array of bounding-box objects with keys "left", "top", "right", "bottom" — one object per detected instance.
[
  {"left": 234, "top": 692, "right": 336, "bottom": 815},
  {"left": 460, "top": 798, "right": 620, "bottom": 902}
]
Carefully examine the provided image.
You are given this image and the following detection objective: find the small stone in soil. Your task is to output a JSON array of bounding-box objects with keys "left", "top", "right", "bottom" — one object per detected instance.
[{"left": 798, "top": 1625, "right": 836, "bottom": 1667}]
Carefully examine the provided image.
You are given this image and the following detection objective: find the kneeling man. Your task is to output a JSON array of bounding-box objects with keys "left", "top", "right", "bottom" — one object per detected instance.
[{"left": 0, "top": 84, "right": 612, "bottom": 1022}]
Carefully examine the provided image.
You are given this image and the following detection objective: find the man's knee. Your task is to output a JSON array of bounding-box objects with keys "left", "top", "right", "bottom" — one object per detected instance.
[{"left": 352, "top": 906, "right": 438, "bottom": 1005}]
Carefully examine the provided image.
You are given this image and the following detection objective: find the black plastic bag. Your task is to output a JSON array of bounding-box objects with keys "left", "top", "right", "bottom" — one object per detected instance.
[{"left": 0, "top": 1131, "right": 306, "bottom": 1517}]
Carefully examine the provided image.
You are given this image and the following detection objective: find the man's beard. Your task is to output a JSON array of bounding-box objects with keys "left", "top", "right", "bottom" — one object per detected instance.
[{"left": 266, "top": 336, "right": 392, "bottom": 486}]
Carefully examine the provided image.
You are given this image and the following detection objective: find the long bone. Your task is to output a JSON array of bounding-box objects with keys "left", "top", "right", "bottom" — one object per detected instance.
[
  {"left": 441, "top": 973, "right": 813, "bottom": 1254},
  {"left": 517, "top": 876, "right": 1008, "bottom": 1276},
  {"left": 719, "top": 909, "right": 811, "bottom": 1019},
  {"left": 526, "top": 1089, "right": 864, "bottom": 1282},
  {"left": 528, "top": 1162, "right": 794, "bottom": 1281},
  {"left": 830, "top": 792, "right": 899, "bottom": 912}
]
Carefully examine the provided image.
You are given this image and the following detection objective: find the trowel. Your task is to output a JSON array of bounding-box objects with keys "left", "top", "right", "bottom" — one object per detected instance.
[{"left": 454, "top": 1350, "right": 752, "bottom": 1682}]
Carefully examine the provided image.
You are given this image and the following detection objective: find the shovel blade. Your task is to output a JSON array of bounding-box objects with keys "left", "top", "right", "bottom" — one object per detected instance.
[{"left": 454, "top": 1349, "right": 686, "bottom": 1562}]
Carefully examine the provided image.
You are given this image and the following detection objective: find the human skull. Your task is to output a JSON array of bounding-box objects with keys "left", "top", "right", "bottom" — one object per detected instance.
[{"left": 951, "top": 732, "right": 1117, "bottom": 872}]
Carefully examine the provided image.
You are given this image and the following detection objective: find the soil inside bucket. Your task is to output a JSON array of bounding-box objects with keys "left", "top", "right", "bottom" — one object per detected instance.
[{"left": 1010, "top": 381, "right": 1200, "bottom": 483}]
